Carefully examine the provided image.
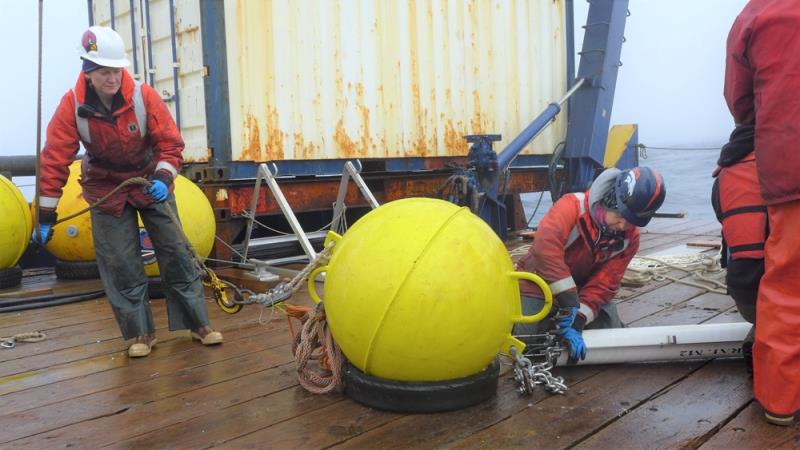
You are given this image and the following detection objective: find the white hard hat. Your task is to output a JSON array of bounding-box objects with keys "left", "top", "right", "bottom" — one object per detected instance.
[{"left": 78, "top": 26, "right": 130, "bottom": 68}]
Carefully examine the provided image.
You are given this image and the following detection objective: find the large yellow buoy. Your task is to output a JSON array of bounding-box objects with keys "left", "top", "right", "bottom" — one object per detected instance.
[
  {"left": 42, "top": 161, "right": 215, "bottom": 273},
  {"left": 308, "top": 198, "right": 552, "bottom": 382},
  {"left": 45, "top": 162, "right": 95, "bottom": 261},
  {"left": 0, "top": 174, "right": 31, "bottom": 268},
  {"left": 140, "top": 175, "right": 215, "bottom": 277}
]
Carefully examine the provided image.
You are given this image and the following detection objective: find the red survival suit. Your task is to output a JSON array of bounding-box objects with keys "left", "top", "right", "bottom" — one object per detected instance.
[
  {"left": 38, "top": 69, "right": 183, "bottom": 215},
  {"left": 516, "top": 174, "right": 640, "bottom": 326},
  {"left": 726, "top": 0, "right": 800, "bottom": 417}
]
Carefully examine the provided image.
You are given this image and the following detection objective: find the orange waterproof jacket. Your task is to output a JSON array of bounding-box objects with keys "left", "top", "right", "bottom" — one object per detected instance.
[
  {"left": 39, "top": 70, "right": 184, "bottom": 216},
  {"left": 516, "top": 191, "right": 640, "bottom": 323}
]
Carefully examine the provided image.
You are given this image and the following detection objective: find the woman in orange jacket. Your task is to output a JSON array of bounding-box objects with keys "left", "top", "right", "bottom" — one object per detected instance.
[
  {"left": 515, "top": 166, "right": 665, "bottom": 362},
  {"left": 33, "top": 26, "right": 222, "bottom": 358}
]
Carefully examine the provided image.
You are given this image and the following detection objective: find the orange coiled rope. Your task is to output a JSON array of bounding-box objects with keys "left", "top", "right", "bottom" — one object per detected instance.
[{"left": 286, "top": 304, "right": 345, "bottom": 394}]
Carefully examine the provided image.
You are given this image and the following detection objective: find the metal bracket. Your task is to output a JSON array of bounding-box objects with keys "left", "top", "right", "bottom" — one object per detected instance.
[
  {"left": 241, "top": 163, "right": 317, "bottom": 263},
  {"left": 331, "top": 160, "right": 380, "bottom": 234}
]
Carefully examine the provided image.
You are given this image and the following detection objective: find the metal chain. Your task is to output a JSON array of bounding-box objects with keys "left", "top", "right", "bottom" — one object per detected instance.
[
  {"left": 232, "top": 241, "right": 335, "bottom": 308},
  {"left": 511, "top": 335, "right": 569, "bottom": 395}
]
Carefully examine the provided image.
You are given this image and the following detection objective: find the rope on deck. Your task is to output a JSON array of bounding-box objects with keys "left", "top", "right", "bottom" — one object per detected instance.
[
  {"left": 623, "top": 254, "right": 727, "bottom": 294},
  {"left": 510, "top": 244, "right": 727, "bottom": 294},
  {"left": 1, "top": 331, "right": 47, "bottom": 349},
  {"left": 286, "top": 304, "right": 344, "bottom": 394}
]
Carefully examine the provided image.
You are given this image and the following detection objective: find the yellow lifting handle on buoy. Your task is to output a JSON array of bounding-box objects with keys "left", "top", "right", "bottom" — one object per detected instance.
[
  {"left": 307, "top": 231, "right": 342, "bottom": 304},
  {"left": 505, "top": 271, "right": 553, "bottom": 355},
  {"left": 508, "top": 271, "right": 552, "bottom": 323}
]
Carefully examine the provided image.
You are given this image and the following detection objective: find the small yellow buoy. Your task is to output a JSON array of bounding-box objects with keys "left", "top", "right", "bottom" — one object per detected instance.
[
  {"left": 41, "top": 161, "right": 215, "bottom": 274},
  {"left": 309, "top": 198, "right": 551, "bottom": 382},
  {"left": 0, "top": 175, "right": 32, "bottom": 269}
]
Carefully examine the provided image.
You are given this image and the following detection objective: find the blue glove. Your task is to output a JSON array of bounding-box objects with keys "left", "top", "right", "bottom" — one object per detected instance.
[
  {"left": 557, "top": 326, "right": 586, "bottom": 362},
  {"left": 146, "top": 179, "right": 168, "bottom": 203},
  {"left": 32, "top": 223, "right": 54, "bottom": 245},
  {"left": 554, "top": 307, "right": 578, "bottom": 330},
  {"left": 553, "top": 291, "right": 580, "bottom": 329}
]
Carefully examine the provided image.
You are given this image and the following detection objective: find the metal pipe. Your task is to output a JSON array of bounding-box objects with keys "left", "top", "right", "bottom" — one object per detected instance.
[
  {"left": 496, "top": 78, "right": 586, "bottom": 170},
  {"left": 143, "top": 0, "right": 155, "bottom": 86},
  {"left": 167, "top": 0, "right": 181, "bottom": 128},
  {"left": 34, "top": 0, "right": 44, "bottom": 240},
  {"left": 556, "top": 322, "right": 752, "bottom": 366},
  {"left": 0, "top": 156, "right": 38, "bottom": 177},
  {"left": 87, "top": 0, "right": 94, "bottom": 25},
  {"left": 565, "top": 0, "right": 576, "bottom": 87},
  {"left": 110, "top": 0, "right": 115, "bottom": 30},
  {"left": 127, "top": 0, "right": 139, "bottom": 77}
]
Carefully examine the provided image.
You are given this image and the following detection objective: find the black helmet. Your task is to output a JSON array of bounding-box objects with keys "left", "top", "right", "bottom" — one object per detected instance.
[{"left": 612, "top": 167, "right": 666, "bottom": 227}]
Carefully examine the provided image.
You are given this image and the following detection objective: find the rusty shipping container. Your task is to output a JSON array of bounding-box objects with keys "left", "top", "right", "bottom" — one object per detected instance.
[{"left": 90, "top": 0, "right": 568, "bottom": 170}]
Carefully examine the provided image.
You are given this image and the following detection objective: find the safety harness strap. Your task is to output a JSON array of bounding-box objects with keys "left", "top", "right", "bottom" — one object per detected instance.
[
  {"left": 72, "top": 81, "right": 147, "bottom": 144},
  {"left": 722, "top": 205, "right": 767, "bottom": 219}
]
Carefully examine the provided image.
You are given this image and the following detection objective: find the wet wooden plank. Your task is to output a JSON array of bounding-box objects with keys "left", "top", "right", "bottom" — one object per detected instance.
[
  {"left": 0, "top": 345, "right": 294, "bottom": 446},
  {"left": 0, "top": 317, "right": 123, "bottom": 364},
  {"left": 0, "top": 323, "right": 288, "bottom": 414},
  {"left": 630, "top": 291, "right": 734, "bottom": 327},
  {"left": 0, "top": 307, "right": 284, "bottom": 389},
  {"left": 575, "top": 359, "right": 751, "bottom": 449},
  {"left": 698, "top": 402, "right": 800, "bottom": 449},
  {"left": 331, "top": 366, "right": 603, "bottom": 449},
  {"left": 450, "top": 363, "right": 703, "bottom": 450},
  {"left": 0, "top": 298, "right": 257, "bottom": 378},
  {"left": 212, "top": 397, "right": 399, "bottom": 449},
  {"left": 0, "top": 299, "right": 110, "bottom": 328},
  {"left": 616, "top": 282, "right": 706, "bottom": 326},
  {"left": 116, "top": 387, "right": 344, "bottom": 450}
]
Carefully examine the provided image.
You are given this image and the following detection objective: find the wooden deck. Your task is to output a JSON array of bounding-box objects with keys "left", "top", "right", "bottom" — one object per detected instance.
[{"left": 1, "top": 218, "right": 798, "bottom": 449}]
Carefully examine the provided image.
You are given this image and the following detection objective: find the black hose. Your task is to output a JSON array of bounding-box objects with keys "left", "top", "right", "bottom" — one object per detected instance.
[
  {"left": 548, "top": 142, "right": 566, "bottom": 203},
  {"left": 0, "top": 291, "right": 104, "bottom": 313}
]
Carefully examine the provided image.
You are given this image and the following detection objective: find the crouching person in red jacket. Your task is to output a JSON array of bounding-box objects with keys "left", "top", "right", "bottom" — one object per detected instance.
[
  {"left": 514, "top": 167, "right": 666, "bottom": 362},
  {"left": 32, "top": 26, "right": 222, "bottom": 358}
]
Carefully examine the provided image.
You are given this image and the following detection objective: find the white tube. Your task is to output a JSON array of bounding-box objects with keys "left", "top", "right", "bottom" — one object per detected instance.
[{"left": 557, "top": 322, "right": 752, "bottom": 366}]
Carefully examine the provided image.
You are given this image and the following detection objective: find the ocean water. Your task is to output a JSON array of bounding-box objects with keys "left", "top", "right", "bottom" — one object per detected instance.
[{"left": 521, "top": 148, "right": 720, "bottom": 227}]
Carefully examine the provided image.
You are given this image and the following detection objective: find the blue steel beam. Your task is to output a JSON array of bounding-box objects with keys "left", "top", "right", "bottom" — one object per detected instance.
[
  {"left": 199, "top": 0, "right": 232, "bottom": 164},
  {"left": 564, "top": 0, "right": 630, "bottom": 192}
]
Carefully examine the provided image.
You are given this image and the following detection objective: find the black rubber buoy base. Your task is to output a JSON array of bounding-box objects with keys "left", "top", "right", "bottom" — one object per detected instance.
[
  {"left": 343, "top": 358, "right": 500, "bottom": 413},
  {"left": 55, "top": 259, "right": 100, "bottom": 280},
  {"left": 0, "top": 266, "right": 22, "bottom": 289}
]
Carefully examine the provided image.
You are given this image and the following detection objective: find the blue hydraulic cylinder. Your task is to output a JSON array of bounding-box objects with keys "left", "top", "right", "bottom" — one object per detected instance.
[{"left": 496, "top": 103, "right": 562, "bottom": 171}]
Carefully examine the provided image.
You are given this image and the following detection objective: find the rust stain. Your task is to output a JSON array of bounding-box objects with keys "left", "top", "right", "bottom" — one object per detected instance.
[
  {"left": 355, "top": 82, "right": 372, "bottom": 157},
  {"left": 406, "top": 0, "right": 429, "bottom": 157},
  {"left": 293, "top": 132, "right": 318, "bottom": 160},
  {"left": 241, "top": 113, "right": 262, "bottom": 161},
  {"left": 470, "top": 89, "right": 484, "bottom": 134},
  {"left": 265, "top": 105, "right": 284, "bottom": 160},
  {"left": 444, "top": 120, "right": 468, "bottom": 156},
  {"left": 334, "top": 118, "right": 358, "bottom": 159},
  {"left": 177, "top": 25, "right": 200, "bottom": 47}
]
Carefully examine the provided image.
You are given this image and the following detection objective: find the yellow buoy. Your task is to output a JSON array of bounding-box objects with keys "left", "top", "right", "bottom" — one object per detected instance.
[
  {"left": 45, "top": 162, "right": 95, "bottom": 261},
  {"left": 0, "top": 175, "right": 32, "bottom": 268},
  {"left": 141, "top": 175, "right": 216, "bottom": 277},
  {"left": 308, "top": 198, "right": 552, "bottom": 382},
  {"left": 42, "top": 161, "right": 215, "bottom": 274}
]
